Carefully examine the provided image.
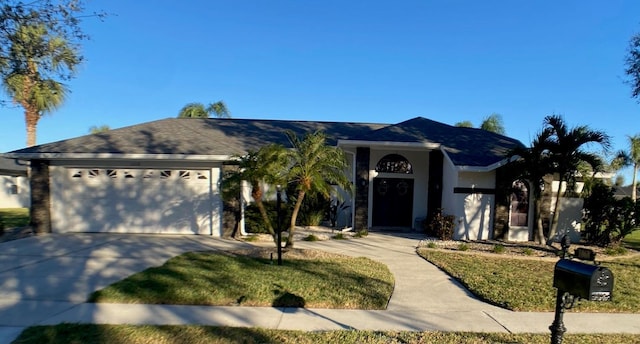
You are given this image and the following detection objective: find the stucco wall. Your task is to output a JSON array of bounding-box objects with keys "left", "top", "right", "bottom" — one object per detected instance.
[
  {"left": 455, "top": 171, "right": 496, "bottom": 240},
  {"left": 0, "top": 175, "right": 30, "bottom": 208}
]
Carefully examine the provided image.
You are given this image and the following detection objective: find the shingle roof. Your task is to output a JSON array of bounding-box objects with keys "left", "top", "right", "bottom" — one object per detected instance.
[
  {"left": 6, "top": 118, "right": 386, "bottom": 156},
  {"left": 347, "top": 117, "right": 524, "bottom": 167},
  {"left": 5, "top": 117, "right": 524, "bottom": 167}
]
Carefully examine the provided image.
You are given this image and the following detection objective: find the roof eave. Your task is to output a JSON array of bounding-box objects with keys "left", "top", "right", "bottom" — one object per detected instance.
[
  {"left": 2, "top": 152, "right": 232, "bottom": 162},
  {"left": 337, "top": 140, "right": 441, "bottom": 149}
]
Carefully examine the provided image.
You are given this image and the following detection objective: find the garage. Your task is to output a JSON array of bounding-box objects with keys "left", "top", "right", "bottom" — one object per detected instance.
[{"left": 49, "top": 166, "right": 220, "bottom": 235}]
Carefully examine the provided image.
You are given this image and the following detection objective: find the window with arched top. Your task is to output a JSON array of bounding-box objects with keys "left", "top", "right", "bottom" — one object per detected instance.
[{"left": 375, "top": 154, "right": 413, "bottom": 174}]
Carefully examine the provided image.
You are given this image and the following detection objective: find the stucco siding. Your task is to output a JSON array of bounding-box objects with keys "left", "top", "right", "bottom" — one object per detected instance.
[
  {"left": 453, "top": 171, "right": 496, "bottom": 240},
  {"left": 0, "top": 175, "right": 30, "bottom": 208}
]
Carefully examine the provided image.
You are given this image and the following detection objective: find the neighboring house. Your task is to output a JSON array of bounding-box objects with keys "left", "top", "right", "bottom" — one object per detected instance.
[
  {"left": 3, "top": 116, "right": 533, "bottom": 240},
  {"left": 0, "top": 157, "right": 30, "bottom": 208},
  {"left": 613, "top": 184, "right": 640, "bottom": 200}
]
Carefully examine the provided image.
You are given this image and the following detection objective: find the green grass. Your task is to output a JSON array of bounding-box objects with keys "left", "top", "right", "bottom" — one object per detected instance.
[
  {"left": 417, "top": 249, "right": 640, "bottom": 312},
  {"left": 12, "top": 324, "right": 640, "bottom": 344},
  {"left": 623, "top": 230, "right": 640, "bottom": 250},
  {"left": 88, "top": 252, "right": 394, "bottom": 309},
  {"left": 0, "top": 208, "right": 29, "bottom": 229}
]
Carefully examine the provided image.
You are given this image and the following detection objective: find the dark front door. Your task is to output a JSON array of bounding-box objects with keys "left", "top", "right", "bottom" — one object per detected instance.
[{"left": 372, "top": 178, "right": 414, "bottom": 227}]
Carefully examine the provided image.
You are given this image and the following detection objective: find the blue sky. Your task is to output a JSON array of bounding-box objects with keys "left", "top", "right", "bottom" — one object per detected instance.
[{"left": 2, "top": 1, "right": 640, "bottom": 183}]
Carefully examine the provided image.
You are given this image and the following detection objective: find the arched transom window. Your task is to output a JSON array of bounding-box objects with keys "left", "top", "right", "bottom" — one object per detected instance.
[{"left": 375, "top": 154, "right": 413, "bottom": 174}]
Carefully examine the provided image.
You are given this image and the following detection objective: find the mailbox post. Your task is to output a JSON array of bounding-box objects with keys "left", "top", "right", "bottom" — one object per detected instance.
[
  {"left": 276, "top": 185, "right": 283, "bottom": 266},
  {"left": 549, "top": 236, "right": 614, "bottom": 344}
]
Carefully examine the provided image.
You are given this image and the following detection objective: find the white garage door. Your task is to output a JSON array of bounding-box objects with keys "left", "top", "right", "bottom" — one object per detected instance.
[{"left": 50, "top": 167, "right": 217, "bottom": 235}]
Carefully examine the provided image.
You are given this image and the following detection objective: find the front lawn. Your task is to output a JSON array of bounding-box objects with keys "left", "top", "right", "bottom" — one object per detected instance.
[
  {"left": 417, "top": 249, "right": 640, "bottom": 312},
  {"left": 0, "top": 207, "right": 29, "bottom": 229},
  {"left": 13, "top": 324, "right": 640, "bottom": 344},
  {"left": 88, "top": 250, "right": 394, "bottom": 309}
]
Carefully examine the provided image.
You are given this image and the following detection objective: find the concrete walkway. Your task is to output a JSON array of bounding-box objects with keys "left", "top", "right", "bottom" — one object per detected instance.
[{"left": 1, "top": 232, "right": 639, "bottom": 343}]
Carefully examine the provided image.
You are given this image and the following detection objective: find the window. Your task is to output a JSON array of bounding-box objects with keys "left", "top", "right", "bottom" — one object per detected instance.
[
  {"left": 510, "top": 180, "right": 529, "bottom": 227},
  {"left": 375, "top": 154, "right": 413, "bottom": 174}
]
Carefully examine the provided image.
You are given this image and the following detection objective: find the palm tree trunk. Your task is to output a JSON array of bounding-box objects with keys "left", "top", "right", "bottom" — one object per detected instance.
[
  {"left": 287, "top": 190, "right": 306, "bottom": 248},
  {"left": 547, "top": 176, "right": 565, "bottom": 244},
  {"left": 632, "top": 163, "right": 638, "bottom": 202},
  {"left": 535, "top": 197, "right": 545, "bottom": 244},
  {"left": 254, "top": 198, "right": 278, "bottom": 246},
  {"left": 22, "top": 96, "right": 39, "bottom": 147}
]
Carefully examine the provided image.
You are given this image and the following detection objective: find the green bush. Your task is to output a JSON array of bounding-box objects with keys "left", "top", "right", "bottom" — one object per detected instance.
[
  {"left": 426, "top": 208, "right": 456, "bottom": 240},
  {"left": 426, "top": 242, "right": 437, "bottom": 249},
  {"left": 244, "top": 201, "right": 291, "bottom": 234},
  {"left": 522, "top": 248, "right": 534, "bottom": 256},
  {"left": 333, "top": 232, "right": 348, "bottom": 240},
  {"left": 458, "top": 243, "right": 469, "bottom": 251},
  {"left": 303, "top": 234, "right": 320, "bottom": 242},
  {"left": 492, "top": 244, "right": 506, "bottom": 254}
]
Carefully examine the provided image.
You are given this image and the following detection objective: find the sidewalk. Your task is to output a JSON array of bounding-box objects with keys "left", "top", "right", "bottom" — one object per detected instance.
[{"left": 1, "top": 232, "right": 639, "bottom": 343}]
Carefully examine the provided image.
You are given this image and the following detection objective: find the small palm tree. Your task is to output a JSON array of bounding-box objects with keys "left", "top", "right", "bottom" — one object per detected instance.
[
  {"left": 544, "top": 115, "right": 610, "bottom": 242},
  {"left": 508, "top": 128, "right": 554, "bottom": 244},
  {"left": 3, "top": 23, "right": 79, "bottom": 146},
  {"left": 178, "top": 101, "right": 230, "bottom": 118},
  {"left": 612, "top": 134, "right": 640, "bottom": 201},
  {"left": 227, "top": 144, "right": 288, "bottom": 246},
  {"left": 480, "top": 113, "right": 506, "bottom": 135},
  {"left": 284, "top": 130, "right": 352, "bottom": 248}
]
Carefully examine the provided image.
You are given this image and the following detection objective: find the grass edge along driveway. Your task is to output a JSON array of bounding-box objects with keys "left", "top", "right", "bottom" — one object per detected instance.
[{"left": 88, "top": 250, "right": 394, "bottom": 310}]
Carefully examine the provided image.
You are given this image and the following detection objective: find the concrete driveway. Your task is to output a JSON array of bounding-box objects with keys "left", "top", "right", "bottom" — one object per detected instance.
[{"left": 0, "top": 233, "right": 250, "bottom": 339}]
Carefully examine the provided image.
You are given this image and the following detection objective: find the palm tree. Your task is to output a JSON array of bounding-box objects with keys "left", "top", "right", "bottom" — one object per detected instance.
[
  {"left": 612, "top": 134, "right": 640, "bottom": 201},
  {"left": 227, "top": 144, "right": 288, "bottom": 246},
  {"left": 454, "top": 120, "right": 474, "bottom": 128},
  {"left": 480, "top": 113, "right": 506, "bottom": 135},
  {"left": 89, "top": 125, "right": 110, "bottom": 134},
  {"left": 178, "top": 101, "right": 230, "bottom": 118},
  {"left": 284, "top": 130, "right": 352, "bottom": 248},
  {"left": 544, "top": 115, "right": 610, "bottom": 242},
  {"left": 508, "top": 128, "right": 554, "bottom": 244},
  {"left": 3, "top": 23, "right": 79, "bottom": 146}
]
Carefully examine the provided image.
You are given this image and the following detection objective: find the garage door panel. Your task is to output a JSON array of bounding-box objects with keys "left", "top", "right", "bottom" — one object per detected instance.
[{"left": 51, "top": 168, "right": 214, "bottom": 235}]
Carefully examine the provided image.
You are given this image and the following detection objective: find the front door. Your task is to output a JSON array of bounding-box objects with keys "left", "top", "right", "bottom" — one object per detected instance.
[{"left": 372, "top": 178, "right": 414, "bottom": 227}]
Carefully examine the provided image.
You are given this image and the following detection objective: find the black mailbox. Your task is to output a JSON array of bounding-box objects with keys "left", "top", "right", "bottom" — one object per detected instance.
[{"left": 553, "top": 259, "right": 614, "bottom": 301}]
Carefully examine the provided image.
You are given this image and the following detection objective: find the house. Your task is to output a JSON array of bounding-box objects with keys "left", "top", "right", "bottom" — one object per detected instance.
[
  {"left": 0, "top": 157, "right": 30, "bottom": 208},
  {"left": 2, "top": 116, "right": 531, "bottom": 240}
]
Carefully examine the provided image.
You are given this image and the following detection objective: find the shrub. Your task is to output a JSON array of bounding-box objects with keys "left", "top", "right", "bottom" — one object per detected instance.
[
  {"left": 353, "top": 231, "right": 368, "bottom": 238},
  {"left": 303, "top": 234, "right": 319, "bottom": 242},
  {"left": 333, "top": 232, "right": 348, "bottom": 240},
  {"left": 426, "top": 208, "right": 456, "bottom": 240},
  {"left": 426, "top": 242, "right": 437, "bottom": 249},
  {"left": 458, "top": 243, "right": 469, "bottom": 251},
  {"left": 492, "top": 244, "right": 506, "bottom": 254},
  {"left": 522, "top": 248, "right": 534, "bottom": 256},
  {"left": 244, "top": 201, "right": 291, "bottom": 234},
  {"left": 299, "top": 210, "right": 324, "bottom": 226}
]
